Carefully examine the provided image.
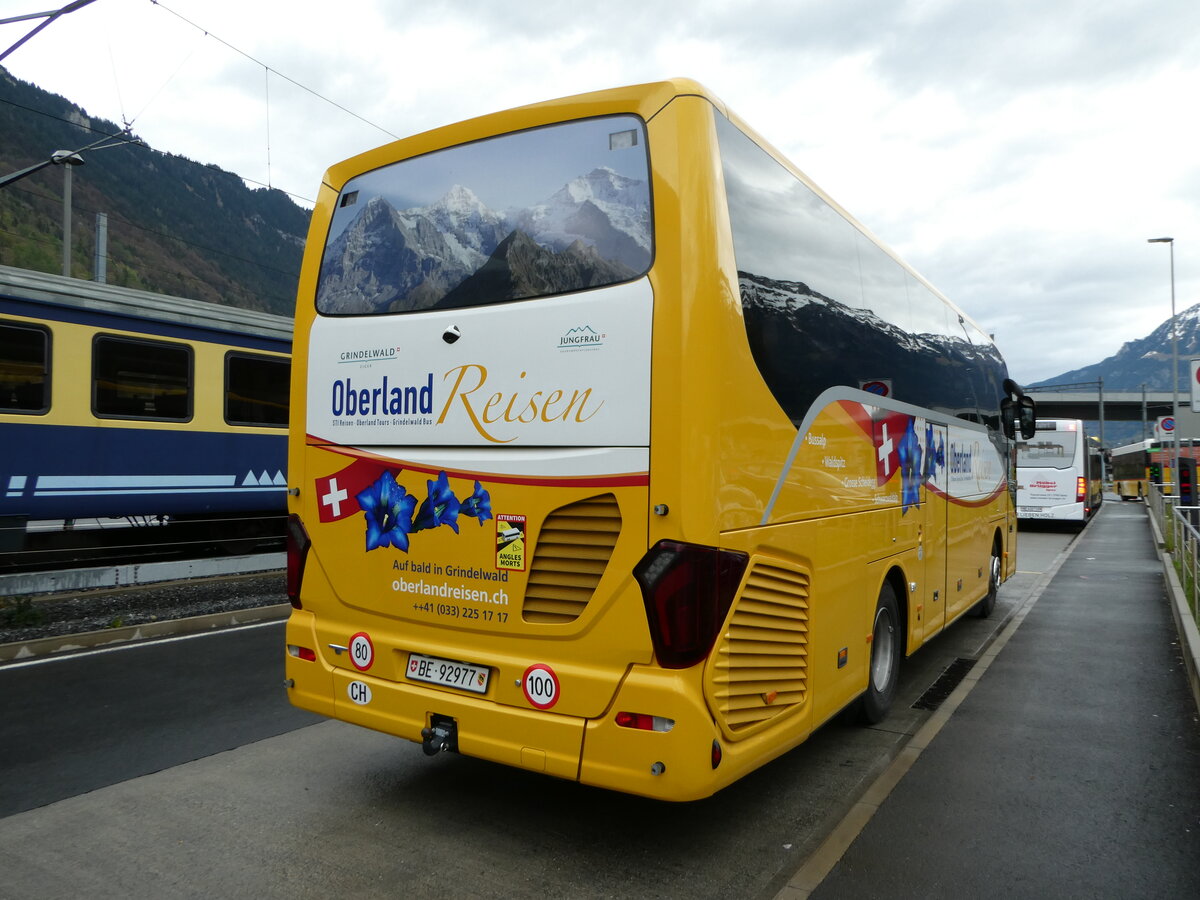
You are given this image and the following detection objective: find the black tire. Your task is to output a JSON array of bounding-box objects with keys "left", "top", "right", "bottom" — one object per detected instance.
[
  {"left": 973, "top": 540, "right": 1001, "bottom": 618},
  {"left": 860, "top": 583, "right": 900, "bottom": 724}
]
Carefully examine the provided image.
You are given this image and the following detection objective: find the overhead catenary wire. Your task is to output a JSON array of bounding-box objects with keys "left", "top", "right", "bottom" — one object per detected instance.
[
  {"left": 264, "top": 66, "right": 271, "bottom": 189},
  {"left": 124, "top": 23, "right": 205, "bottom": 128},
  {"left": 0, "top": 94, "right": 317, "bottom": 205},
  {"left": 148, "top": 0, "right": 399, "bottom": 142},
  {"left": 0, "top": 220, "right": 296, "bottom": 310},
  {"left": 6, "top": 0, "right": 400, "bottom": 203},
  {"left": 2, "top": 174, "right": 301, "bottom": 306},
  {"left": 0, "top": 0, "right": 101, "bottom": 64}
]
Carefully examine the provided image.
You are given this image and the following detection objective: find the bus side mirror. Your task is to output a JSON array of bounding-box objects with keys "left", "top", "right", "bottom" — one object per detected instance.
[
  {"left": 1017, "top": 395, "right": 1036, "bottom": 439},
  {"left": 1001, "top": 395, "right": 1037, "bottom": 440}
]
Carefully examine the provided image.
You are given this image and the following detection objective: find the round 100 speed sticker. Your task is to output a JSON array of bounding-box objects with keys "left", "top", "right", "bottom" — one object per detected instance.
[
  {"left": 521, "top": 663, "right": 560, "bottom": 709},
  {"left": 349, "top": 632, "right": 374, "bottom": 671}
]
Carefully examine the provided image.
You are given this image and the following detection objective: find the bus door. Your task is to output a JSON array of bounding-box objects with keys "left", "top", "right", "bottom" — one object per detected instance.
[{"left": 920, "top": 423, "right": 948, "bottom": 642}]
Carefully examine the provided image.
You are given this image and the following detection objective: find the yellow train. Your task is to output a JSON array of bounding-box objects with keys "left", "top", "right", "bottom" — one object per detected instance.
[{"left": 0, "top": 264, "right": 291, "bottom": 562}]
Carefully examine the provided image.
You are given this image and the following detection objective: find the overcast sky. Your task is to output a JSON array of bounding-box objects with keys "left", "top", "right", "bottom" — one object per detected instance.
[{"left": 4, "top": 0, "right": 1198, "bottom": 384}]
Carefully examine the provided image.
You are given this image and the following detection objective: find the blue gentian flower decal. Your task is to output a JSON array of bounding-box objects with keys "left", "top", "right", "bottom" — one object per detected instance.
[
  {"left": 413, "top": 470, "right": 462, "bottom": 534},
  {"left": 897, "top": 417, "right": 923, "bottom": 513},
  {"left": 357, "top": 471, "right": 417, "bottom": 552},
  {"left": 921, "top": 422, "right": 947, "bottom": 487},
  {"left": 924, "top": 423, "right": 936, "bottom": 483},
  {"left": 460, "top": 481, "right": 493, "bottom": 526}
]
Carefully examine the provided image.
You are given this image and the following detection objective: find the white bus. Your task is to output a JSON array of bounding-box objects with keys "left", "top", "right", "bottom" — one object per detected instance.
[{"left": 1016, "top": 419, "right": 1103, "bottom": 525}]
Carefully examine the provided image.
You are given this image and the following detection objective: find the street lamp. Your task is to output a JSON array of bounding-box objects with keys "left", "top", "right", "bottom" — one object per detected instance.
[
  {"left": 1, "top": 131, "right": 141, "bottom": 278},
  {"left": 54, "top": 151, "right": 85, "bottom": 277},
  {"left": 1148, "top": 237, "right": 1178, "bottom": 498}
]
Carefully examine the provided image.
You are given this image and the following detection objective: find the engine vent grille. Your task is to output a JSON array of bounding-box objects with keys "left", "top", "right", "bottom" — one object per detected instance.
[
  {"left": 709, "top": 560, "right": 810, "bottom": 734},
  {"left": 521, "top": 493, "right": 621, "bottom": 624}
]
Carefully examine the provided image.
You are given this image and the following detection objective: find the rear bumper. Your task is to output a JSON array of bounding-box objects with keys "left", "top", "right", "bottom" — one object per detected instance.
[
  {"left": 285, "top": 612, "right": 759, "bottom": 801},
  {"left": 1017, "top": 503, "right": 1086, "bottom": 521}
]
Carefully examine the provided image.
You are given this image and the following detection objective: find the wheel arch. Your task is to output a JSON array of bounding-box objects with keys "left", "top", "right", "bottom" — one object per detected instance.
[{"left": 883, "top": 564, "right": 910, "bottom": 658}]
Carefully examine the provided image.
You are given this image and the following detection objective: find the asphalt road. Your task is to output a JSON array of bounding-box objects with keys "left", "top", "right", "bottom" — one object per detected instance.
[
  {"left": 0, "top": 622, "right": 322, "bottom": 817},
  {"left": 0, "top": 526, "right": 1076, "bottom": 898}
]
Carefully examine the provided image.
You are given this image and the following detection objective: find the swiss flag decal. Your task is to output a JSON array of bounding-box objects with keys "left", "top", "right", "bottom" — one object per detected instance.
[
  {"left": 314, "top": 458, "right": 389, "bottom": 523},
  {"left": 873, "top": 411, "right": 912, "bottom": 486}
]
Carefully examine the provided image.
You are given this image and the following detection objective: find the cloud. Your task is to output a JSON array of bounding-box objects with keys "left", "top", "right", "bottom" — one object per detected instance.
[{"left": 3, "top": 0, "right": 1198, "bottom": 387}]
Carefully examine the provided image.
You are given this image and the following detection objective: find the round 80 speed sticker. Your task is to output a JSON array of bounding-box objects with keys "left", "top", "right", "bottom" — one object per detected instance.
[
  {"left": 521, "top": 663, "right": 560, "bottom": 709},
  {"left": 348, "top": 632, "right": 374, "bottom": 671}
]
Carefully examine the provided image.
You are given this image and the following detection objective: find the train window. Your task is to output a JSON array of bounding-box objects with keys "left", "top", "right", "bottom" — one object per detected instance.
[
  {"left": 225, "top": 352, "right": 289, "bottom": 427},
  {"left": 93, "top": 335, "right": 192, "bottom": 421},
  {"left": 0, "top": 321, "right": 50, "bottom": 414}
]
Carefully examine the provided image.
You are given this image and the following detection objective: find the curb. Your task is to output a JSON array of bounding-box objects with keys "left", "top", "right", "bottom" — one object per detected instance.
[
  {"left": 1147, "top": 509, "right": 1200, "bottom": 715},
  {"left": 0, "top": 603, "right": 291, "bottom": 663},
  {"left": 773, "top": 529, "right": 1077, "bottom": 900},
  {"left": 0, "top": 554, "right": 284, "bottom": 598}
]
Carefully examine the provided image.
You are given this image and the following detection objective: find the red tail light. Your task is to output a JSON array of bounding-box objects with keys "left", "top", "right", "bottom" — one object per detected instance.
[
  {"left": 615, "top": 711, "right": 675, "bottom": 732},
  {"left": 1076, "top": 476, "right": 1086, "bottom": 502},
  {"left": 633, "top": 540, "right": 749, "bottom": 669},
  {"left": 286, "top": 514, "right": 311, "bottom": 609}
]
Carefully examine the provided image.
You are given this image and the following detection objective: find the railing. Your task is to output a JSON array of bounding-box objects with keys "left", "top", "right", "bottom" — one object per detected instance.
[{"left": 1148, "top": 483, "right": 1200, "bottom": 629}]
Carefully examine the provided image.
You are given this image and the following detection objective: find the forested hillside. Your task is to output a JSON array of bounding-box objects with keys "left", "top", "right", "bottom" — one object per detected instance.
[{"left": 0, "top": 66, "right": 308, "bottom": 315}]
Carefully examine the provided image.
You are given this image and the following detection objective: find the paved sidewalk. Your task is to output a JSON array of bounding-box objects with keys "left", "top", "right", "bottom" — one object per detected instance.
[{"left": 793, "top": 502, "right": 1200, "bottom": 898}]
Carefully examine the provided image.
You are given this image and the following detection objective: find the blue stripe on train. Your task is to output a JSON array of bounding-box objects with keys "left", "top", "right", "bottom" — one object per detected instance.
[{"left": 1, "top": 423, "right": 288, "bottom": 519}]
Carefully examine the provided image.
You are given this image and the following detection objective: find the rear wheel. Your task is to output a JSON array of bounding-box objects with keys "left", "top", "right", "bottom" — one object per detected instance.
[
  {"left": 860, "top": 583, "right": 900, "bottom": 724},
  {"left": 974, "top": 540, "right": 1001, "bottom": 618}
]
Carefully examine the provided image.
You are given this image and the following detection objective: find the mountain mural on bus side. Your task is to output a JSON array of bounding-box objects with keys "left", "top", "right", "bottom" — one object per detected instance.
[
  {"left": 738, "top": 271, "right": 1007, "bottom": 425},
  {"left": 316, "top": 167, "right": 650, "bottom": 314}
]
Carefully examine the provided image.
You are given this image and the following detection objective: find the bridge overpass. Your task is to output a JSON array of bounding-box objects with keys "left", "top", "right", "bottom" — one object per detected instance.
[{"left": 1023, "top": 388, "right": 1198, "bottom": 444}]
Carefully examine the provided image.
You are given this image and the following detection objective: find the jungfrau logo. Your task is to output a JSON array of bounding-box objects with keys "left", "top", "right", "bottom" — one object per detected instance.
[{"left": 558, "top": 325, "right": 605, "bottom": 350}]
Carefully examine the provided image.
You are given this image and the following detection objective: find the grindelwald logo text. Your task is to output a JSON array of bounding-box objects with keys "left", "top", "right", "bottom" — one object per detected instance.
[{"left": 338, "top": 346, "right": 399, "bottom": 363}]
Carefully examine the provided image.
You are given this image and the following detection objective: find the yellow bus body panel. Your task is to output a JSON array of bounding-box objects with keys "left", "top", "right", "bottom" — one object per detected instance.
[{"left": 286, "top": 79, "right": 1017, "bottom": 801}]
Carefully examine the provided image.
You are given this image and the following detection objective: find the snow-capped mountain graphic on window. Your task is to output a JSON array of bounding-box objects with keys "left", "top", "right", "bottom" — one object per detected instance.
[{"left": 317, "top": 116, "right": 652, "bottom": 315}]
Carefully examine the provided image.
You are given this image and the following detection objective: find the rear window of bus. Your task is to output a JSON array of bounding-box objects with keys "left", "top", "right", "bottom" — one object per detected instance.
[
  {"left": 315, "top": 116, "right": 652, "bottom": 316},
  {"left": 1017, "top": 432, "right": 1078, "bottom": 468}
]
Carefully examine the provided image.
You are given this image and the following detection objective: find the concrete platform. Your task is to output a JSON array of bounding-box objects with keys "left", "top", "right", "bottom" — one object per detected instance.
[{"left": 780, "top": 501, "right": 1200, "bottom": 898}]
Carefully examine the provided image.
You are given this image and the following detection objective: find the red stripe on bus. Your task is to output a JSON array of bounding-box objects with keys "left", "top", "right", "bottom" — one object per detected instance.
[{"left": 307, "top": 437, "right": 650, "bottom": 488}]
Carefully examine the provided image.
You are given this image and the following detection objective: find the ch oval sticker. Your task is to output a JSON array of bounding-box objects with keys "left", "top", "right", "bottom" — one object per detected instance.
[
  {"left": 349, "top": 632, "right": 374, "bottom": 671},
  {"left": 348, "top": 681, "right": 372, "bottom": 705},
  {"left": 521, "top": 663, "right": 560, "bottom": 710}
]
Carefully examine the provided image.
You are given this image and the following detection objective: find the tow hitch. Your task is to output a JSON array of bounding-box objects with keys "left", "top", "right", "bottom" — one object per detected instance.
[{"left": 420, "top": 714, "right": 458, "bottom": 756}]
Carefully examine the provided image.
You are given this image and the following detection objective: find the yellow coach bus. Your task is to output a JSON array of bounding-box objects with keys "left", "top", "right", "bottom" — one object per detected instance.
[{"left": 284, "top": 78, "right": 1036, "bottom": 801}]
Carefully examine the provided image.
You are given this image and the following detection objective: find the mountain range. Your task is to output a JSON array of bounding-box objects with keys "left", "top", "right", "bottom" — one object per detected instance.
[
  {"left": 1031, "top": 304, "right": 1200, "bottom": 392},
  {"left": 0, "top": 66, "right": 308, "bottom": 315}
]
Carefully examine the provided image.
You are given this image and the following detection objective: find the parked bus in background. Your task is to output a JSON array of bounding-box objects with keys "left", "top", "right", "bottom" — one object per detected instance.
[
  {"left": 1016, "top": 419, "right": 1103, "bottom": 525},
  {"left": 1112, "top": 438, "right": 1200, "bottom": 502},
  {"left": 283, "top": 79, "right": 1036, "bottom": 801},
  {"left": 1111, "top": 439, "right": 1154, "bottom": 500}
]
